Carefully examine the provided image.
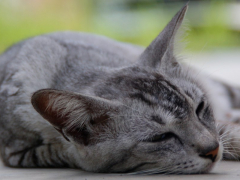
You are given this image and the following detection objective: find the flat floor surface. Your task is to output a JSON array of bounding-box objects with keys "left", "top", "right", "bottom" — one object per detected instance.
[
  {"left": 1, "top": 161, "right": 240, "bottom": 180},
  {"left": 1, "top": 51, "right": 240, "bottom": 180}
]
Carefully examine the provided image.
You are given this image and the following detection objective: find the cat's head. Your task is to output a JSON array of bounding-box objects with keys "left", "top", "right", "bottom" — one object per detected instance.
[{"left": 31, "top": 4, "right": 222, "bottom": 174}]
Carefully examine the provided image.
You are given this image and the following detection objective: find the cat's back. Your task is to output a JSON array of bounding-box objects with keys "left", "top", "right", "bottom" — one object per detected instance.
[
  {"left": 0, "top": 31, "right": 143, "bottom": 118},
  {"left": 0, "top": 32, "right": 144, "bottom": 127},
  {"left": 46, "top": 31, "right": 143, "bottom": 67},
  {"left": 0, "top": 32, "right": 144, "bottom": 156},
  {"left": 0, "top": 31, "right": 143, "bottom": 72},
  {"left": 0, "top": 31, "right": 143, "bottom": 93}
]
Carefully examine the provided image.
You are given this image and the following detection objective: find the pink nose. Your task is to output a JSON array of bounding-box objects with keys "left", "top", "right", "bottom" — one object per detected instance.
[{"left": 204, "top": 146, "right": 219, "bottom": 162}]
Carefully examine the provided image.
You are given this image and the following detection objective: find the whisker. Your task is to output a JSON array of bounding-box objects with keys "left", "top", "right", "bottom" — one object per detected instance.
[{"left": 129, "top": 165, "right": 174, "bottom": 175}]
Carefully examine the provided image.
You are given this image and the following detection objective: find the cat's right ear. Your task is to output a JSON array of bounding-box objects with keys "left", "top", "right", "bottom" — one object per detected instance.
[
  {"left": 137, "top": 4, "right": 188, "bottom": 71},
  {"left": 31, "top": 89, "right": 120, "bottom": 145}
]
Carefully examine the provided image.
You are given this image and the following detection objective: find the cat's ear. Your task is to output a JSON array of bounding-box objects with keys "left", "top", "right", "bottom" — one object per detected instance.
[
  {"left": 138, "top": 4, "right": 188, "bottom": 70},
  {"left": 31, "top": 89, "right": 119, "bottom": 145}
]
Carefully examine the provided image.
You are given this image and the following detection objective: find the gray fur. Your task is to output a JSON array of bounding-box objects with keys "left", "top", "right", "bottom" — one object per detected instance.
[{"left": 0, "top": 4, "right": 239, "bottom": 174}]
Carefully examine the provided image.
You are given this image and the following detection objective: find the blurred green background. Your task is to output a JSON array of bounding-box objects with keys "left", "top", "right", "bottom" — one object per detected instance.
[{"left": 0, "top": 0, "right": 240, "bottom": 53}]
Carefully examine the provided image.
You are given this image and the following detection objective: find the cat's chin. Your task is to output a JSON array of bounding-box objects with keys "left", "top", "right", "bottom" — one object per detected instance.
[
  {"left": 203, "top": 143, "right": 223, "bottom": 173},
  {"left": 201, "top": 143, "right": 223, "bottom": 174},
  {"left": 200, "top": 161, "right": 218, "bottom": 174}
]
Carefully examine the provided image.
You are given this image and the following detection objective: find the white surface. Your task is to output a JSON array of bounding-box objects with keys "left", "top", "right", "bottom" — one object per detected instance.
[
  {"left": 1, "top": 161, "right": 240, "bottom": 180},
  {"left": 185, "top": 50, "right": 240, "bottom": 86}
]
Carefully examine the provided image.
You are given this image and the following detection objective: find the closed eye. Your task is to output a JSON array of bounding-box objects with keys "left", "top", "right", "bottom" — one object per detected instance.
[
  {"left": 146, "top": 132, "right": 175, "bottom": 142},
  {"left": 196, "top": 101, "right": 204, "bottom": 118}
]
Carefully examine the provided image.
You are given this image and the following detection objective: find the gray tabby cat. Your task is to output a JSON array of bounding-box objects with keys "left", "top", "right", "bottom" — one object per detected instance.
[{"left": 0, "top": 4, "right": 239, "bottom": 174}]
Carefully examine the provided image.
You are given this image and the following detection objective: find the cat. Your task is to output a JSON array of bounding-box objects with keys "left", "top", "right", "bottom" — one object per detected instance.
[{"left": 0, "top": 3, "right": 239, "bottom": 174}]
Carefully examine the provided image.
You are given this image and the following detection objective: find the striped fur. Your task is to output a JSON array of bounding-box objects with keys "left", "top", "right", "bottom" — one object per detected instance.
[{"left": 0, "top": 4, "right": 239, "bottom": 174}]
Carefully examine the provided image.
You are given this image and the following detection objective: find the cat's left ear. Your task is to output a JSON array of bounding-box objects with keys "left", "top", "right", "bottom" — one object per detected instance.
[
  {"left": 138, "top": 4, "right": 188, "bottom": 70},
  {"left": 31, "top": 89, "right": 120, "bottom": 145}
]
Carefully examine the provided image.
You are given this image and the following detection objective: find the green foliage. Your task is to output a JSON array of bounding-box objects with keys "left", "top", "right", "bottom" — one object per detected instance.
[
  {"left": 186, "top": 1, "right": 240, "bottom": 52},
  {"left": 0, "top": 0, "right": 239, "bottom": 53}
]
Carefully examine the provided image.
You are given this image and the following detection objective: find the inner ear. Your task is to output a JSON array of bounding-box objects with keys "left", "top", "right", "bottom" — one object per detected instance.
[
  {"left": 31, "top": 89, "right": 118, "bottom": 145},
  {"left": 89, "top": 114, "right": 110, "bottom": 125},
  {"left": 31, "top": 89, "right": 73, "bottom": 129}
]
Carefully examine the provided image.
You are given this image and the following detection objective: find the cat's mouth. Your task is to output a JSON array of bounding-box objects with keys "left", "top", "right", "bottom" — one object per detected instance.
[
  {"left": 199, "top": 143, "right": 223, "bottom": 174},
  {"left": 205, "top": 163, "right": 217, "bottom": 173}
]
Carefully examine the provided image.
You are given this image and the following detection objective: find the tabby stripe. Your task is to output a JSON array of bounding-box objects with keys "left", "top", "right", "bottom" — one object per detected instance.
[
  {"left": 151, "top": 115, "right": 165, "bottom": 125},
  {"left": 130, "top": 93, "right": 156, "bottom": 106},
  {"left": 32, "top": 148, "right": 39, "bottom": 166},
  {"left": 18, "top": 152, "right": 25, "bottom": 166}
]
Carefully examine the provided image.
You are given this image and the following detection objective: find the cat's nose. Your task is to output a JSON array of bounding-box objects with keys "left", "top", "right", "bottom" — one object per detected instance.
[{"left": 199, "top": 144, "right": 219, "bottom": 162}]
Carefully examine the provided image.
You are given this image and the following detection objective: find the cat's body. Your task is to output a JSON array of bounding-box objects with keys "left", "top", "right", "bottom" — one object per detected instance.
[
  {"left": 0, "top": 32, "right": 145, "bottom": 170},
  {"left": 0, "top": 5, "right": 240, "bottom": 174}
]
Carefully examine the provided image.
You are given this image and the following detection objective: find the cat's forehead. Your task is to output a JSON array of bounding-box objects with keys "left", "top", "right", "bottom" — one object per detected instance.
[
  {"left": 110, "top": 67, "right": 204, "bottom": 99},
  {"left": 95, "top": 67, "right": 204, "bottom": 119}
]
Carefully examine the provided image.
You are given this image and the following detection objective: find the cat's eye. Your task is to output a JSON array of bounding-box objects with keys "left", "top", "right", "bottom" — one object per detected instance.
[
  {"left": 196, "top": 101, "right": 205, "bottom": 117},
  {"left": 148, "top": 132, "right": 175, "bottom": 142}
]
